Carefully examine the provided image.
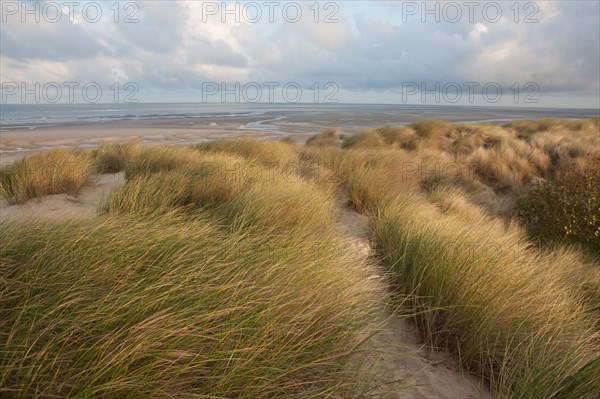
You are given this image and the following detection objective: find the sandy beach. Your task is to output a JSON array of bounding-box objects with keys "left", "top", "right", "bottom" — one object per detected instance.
[
  {"left": 0, "top": 118, "right": 279, "bottom": 164},
  {"left": 3, "top": 104, "right": 598, "bottom": 164}
]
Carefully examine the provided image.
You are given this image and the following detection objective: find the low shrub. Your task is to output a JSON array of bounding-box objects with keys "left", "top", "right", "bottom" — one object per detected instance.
[{"left": 515, "top": 159, "right": 600, "bottom": 251}]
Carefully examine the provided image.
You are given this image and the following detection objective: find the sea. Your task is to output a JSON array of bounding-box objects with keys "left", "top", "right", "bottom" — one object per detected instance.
[{"left": 1, "top": 103, "right": 598, "bottom": 132}]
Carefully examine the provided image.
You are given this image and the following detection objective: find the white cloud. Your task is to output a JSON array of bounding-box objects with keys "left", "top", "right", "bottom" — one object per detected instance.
[
  {"left": 0, "top": 1, "right": 597, "bottom": 105},
  {"left": 468, "top": 23, "right": 488, "bottom": 41}
]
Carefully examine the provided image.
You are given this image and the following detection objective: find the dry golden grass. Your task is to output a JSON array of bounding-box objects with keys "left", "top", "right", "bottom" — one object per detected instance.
[
  {"left": 302, "top": 147, "right": 423, "bottom": 212},
  {"left": 0, "top": 148, "right": 94, "bottom": 204},
  {"left": 193, "top": 138, "right": 299, "bottom": 166},
  {"left": 467, "top": 146, "right": 535, "bottom": 195},
  {"left": 305, "top": 127, "right": 342, "bottom": 147},
  {"left": 546, "top": 246, "right": 600, "bottom": 317},
  {"left": 106, "top": 145, "right": 337, "bottom": 234},
  {"left": 3, "top": 119, "right": 598, "bottom": 398},
  {"left": 340, "top": 126, "right": 419, "bottom": 151},
  {"left": 372, "top": 192, "right": 599, "bottom": 399},
  {"left": 321, "top": 117, "right": 598, "bottom": 217},
  {"left": 1, "top": 139, "right": 388, "bottom": 397},
  {"left": 124, "top": 145, "right": 203, "bottom": 178},
  {"left": 343, "top": 130, "right": 386, "bottom": 149},
  {"left": 305, "top": 122, "right": 600, "bottom": 397},
  {"left": 90, "top": 141, "right": 141, "bottom": 173},
  {"left": 375, "top": 125, "right": 419, "bottom": 150},
  {"left": 411, "top": 119, "right": 454, "bottom": 139}
]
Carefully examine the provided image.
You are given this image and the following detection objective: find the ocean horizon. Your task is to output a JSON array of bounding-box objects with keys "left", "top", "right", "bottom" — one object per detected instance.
[{"left": 1, "top": 103, "right": 598, "bottom": 131}]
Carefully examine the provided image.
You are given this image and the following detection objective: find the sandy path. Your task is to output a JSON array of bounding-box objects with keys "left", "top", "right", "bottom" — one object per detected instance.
[
  {"left": 1, "top": 169, "right": 490, "bottom": 398},
  {"left": 336, "top": 196, "right": 491, "bottom": 399},
  {"left": 0, "top": 172, "right": 125, "bottom": 221}
]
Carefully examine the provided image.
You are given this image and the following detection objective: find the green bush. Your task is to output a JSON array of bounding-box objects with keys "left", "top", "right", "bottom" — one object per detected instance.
[{"left": 516, "top": 159, "right": 600, "bottom": 251}]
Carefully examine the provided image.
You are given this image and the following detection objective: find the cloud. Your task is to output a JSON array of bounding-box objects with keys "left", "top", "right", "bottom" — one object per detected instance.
[{"left": 0, "top": 0, "right": 598, "bottom": 105}]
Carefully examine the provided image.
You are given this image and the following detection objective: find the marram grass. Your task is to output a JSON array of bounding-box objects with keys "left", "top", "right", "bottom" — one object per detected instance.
[
  {"left": 0, "top": 148, "right": 93, "bottom": 204},
  {"left": 2, "top": 124, "right": 599, "bottom": 398},
  {"left": 371, "top": 192, "right": 599, "bottom": 399},
  {"left": 0, "top": 214, "right": 385, "bottom": 398},
  {"left": 105, "top": 146, "right": 336, "bottom": 233},
  {"left": 90, "top": 141, "right": 141, "bottom": 173},
  {"left": 301, "top": 121, "right": 600, "bottom": 398}
]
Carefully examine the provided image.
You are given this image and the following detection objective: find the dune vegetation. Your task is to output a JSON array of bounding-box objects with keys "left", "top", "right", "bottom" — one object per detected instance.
[
  {"left": 0, "top": 148, "right": 93, "bottom": 204},
  {"left": 301, "top": 118, "right": 600, "bottom": 398},
  {"left": 1, "top": 118, "right": 598, "bottom": 398},
  {"left": 1, "top": 214, "right": 385, "bottom": 397},
  {"left": 1, "top": 142, "right": 384, "bottom": 398}
]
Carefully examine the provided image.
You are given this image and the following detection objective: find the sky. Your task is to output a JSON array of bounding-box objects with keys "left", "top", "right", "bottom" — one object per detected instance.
[{"left": 1, "top": 0, "right": 599, "bottom": 108}]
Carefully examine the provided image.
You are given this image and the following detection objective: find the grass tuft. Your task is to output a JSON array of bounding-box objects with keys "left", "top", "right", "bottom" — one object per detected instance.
[
  {"left": 306, "top": 128, "right": 342, "bottom": 147},
  {"left": 90, "top": 141, "right": 141, "bottom": 173},
  {"left": 0, "top": 148, "right": 94, "bottom": 204}
]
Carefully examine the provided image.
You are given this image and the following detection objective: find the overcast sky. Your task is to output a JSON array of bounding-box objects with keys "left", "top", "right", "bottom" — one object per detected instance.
[{"left": 1, "top": 0, "right": 599, "bottom": 107}]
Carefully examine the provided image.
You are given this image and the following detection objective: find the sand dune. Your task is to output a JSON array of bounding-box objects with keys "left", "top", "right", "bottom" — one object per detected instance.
[{"left": 1, "top": 169, "right": 490, "bottom": 398}]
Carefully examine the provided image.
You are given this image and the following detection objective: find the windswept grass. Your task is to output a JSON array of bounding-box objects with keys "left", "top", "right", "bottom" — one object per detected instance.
[
  {"left": 102, "top": 171, "right": 195, "bottom": 215},
  {"left": 3, "top": 119, "right": 598, "bottom": 398},
  {"left": 90, "top": 141, "right": 141, "bottom": 173},
  {"left": 342, "top": 130, "right": 386, "bottom": 149},
  {"left": 467, "top": 146, "right": 536, "bottom": 195},
  {"left": 305, "top": 128, "right": 342, "bottom": 147},
  {"left": 301, "top": 122, "right": 600, "bottom": 398},
  {"left": 341, "top": 126, "right": 418, "bottom": 150},
  {"left": 411, "top": 119, "right": 452, "bottom": 139},
  {"left": 545, "top": 246, "right": 600, "bottom": 318},
  {"left": 317, "top": 116, "right": 598, "bottom": 216},
  {"left": 0, "top": 214, "right": 385, "bottom": 398},
  {"left": 372, "top": 192, "right": 599, "bottom": 399},
  {"left": 374, "top": 125, "right": 419, "bottom": 150},
  {"left": 192, "top": 138, "right": 299, "bottom": 166},
  {"left": 0, "top": 148, "right": 93, "bottom": 204},
  {"left": 124, "top": 146, "right": 203, "bottom": 179},
  {"left": 106, "top": 146, "right": 336, "bottom": 233}
]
